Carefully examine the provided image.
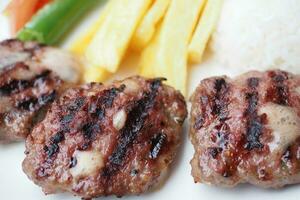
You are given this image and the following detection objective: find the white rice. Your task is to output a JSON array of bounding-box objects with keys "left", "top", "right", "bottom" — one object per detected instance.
[{"left": 210, "top": 0, "right": 300, "bottom": 74}]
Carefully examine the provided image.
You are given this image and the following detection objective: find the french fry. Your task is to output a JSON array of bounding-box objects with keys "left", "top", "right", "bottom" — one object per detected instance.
[
  {"left": 188, "top": 0, "right": 223, "bottom": 63},
  {"left": 69, "top": 0, "right": 117, "bottom": 83},
  {"left": 69, "top": 0, "right": 117, "bottom": 55},
  {"left": 139, "top": 0, "right": 206, "bottom": 95},
  {"left": 131, "top": 0, "right": 171, "bottom": 50},
  {"left": 139, "top": 22, "right": 163, "bottom": 78},
  {"left": 85, "top": 0, "right": 152, "bottom": 73},
  {"left": 83, "top": 65, "right": 111, "bottom": 83}
]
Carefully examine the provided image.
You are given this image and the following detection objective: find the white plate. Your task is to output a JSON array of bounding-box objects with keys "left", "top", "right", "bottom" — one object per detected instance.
[{"left": 0, "top": 1, "right": 299, "bottom": 200}]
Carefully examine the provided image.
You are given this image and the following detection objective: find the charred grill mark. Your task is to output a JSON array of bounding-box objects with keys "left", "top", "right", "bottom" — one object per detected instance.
[
  {"left": 244, "top": 113, "right": 263, "bottom": 150},
  {"left": 207, "top": 78, "right": 231, "bottom": 158},
  {"left": 67, "top": 97, "right": 85, "bottom": 112},
  {"left": 38, "top": 90, "right": 56, "bottom": 106},
  {"left": 82, "top": 122, "right": 100, "bottom": 140},
  {"left": 208, "top": 147, "right": 223, "bottom": 159},
  {"left": 281, "top": 146, "right": 292, "bottom": 164},
  {"left": 100, "top": 85, "right": 126, "bottom": 108},
  {"left": 16, "top": 97, "right": 38, "bottom": 111},
  {"left": 267, "top": 71, "right": 289, "bottom": 105},
  {"left": 214, "top": 78, "right": 226, "bottom": 91},
  {"left": 69, "top": 157, "right": 77, "bottom": 168},
  {"left": 194, "top": 79, "right": 228, "bottom": 131},
  {"left": 95, "top": 109, "right": 105, "bottom": 120},
  {"left": 0, "top": 79, "right": 30, "bottom": 95},
  {"left": 89, "top": 85, "right": 126, "bottom": 120},
  {"left": 80, "top": 85, "right": 126, "bottom": 148},
  {"left": 42, "top": 97, "right": 87, "bottom": 160},
  {"left": 194, "top": 95, "right": 209, "bottom": 130},
  {"left": 0, "top": 69, "right": 52, "bottom": 96},
  {"left": 150, "top": 77, "right": 167, "bottom": 88},
  {"left": 43, "top": 144, "right": 58, "bottom": 158},
  {"left": 212, "top": 78, "right": 229, "bottom": 120},
  {"left": 248, "top": 77, "right": 259, "bottom": 88},
  {"left": 245, "top": 92, "right": 258, "bottom": 114},
  {"left": 102, "top": 79, "right": 163, "bottom": 177},
  {"left": 108, "top": 94, "right": 155, "bottom": 165},
  {"left": 149, "top": 133, "right": 167, "bottom": 159},
  {"left": 44, "top": 131, "right": 65, "bottom": 158},
  {"left": 60, "top": 114, "right": 73, "bottom": 132},
  {"left": 244, "top": 77, "right": 264, "bottom": 150},
  {"left": 16, "top": 90, "right": 56, "bottom": 111},
  {"left": 59, "top": 97, "right": 86, "bottom": 132},
  {"left": 50, "top": 131, "right": 65, "bottom": 143},
  {"left": 34, "top": 70, "right": 51, "bottom": 80}
]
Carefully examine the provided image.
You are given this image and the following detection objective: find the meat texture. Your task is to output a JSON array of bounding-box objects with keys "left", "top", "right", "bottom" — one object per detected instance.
[
  {"left": 0, "top": 39, "right": 81, "bottom": 142},
  {"left": 190, "top": 70, "right": 300, "bottom": 188},
  {"left": 22, "top": 76, "right": 187, "bottom": 198}
]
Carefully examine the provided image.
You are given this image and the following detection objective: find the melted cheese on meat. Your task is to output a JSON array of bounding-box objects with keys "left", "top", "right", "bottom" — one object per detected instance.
[
  {"left": 122, "top": 79, "right": 140, "bottom": 93},
  {"left": 0, "top": 51, "right": 30, "bottom": 69},
  {"left": 39, "top": 49, "right": 81, "bottom": 83},
  {"left": 70, "top": 150, "right": 104, "bottom": 178},
  {"left": 113, "top": 109, "right": 127, "bottom": 130},
  {"left": 259, "top": 103, "right": 300, "bottom": 153}
]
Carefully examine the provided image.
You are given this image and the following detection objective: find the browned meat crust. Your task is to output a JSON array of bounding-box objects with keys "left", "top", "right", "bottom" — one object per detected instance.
[
  {"left": 22, "top": 76, "right": 187, "bottom": 198},
  {"left": 0, "top": 59, "right": 62, "bottom": 142},
  {"left": 0, "top": 39, "right": 80, "bottom": 142},
  {"left": 0, "top": 39, "right": 81, "bottom": 83},
  {"left": 190, "top": 70, "right": 300, "bottom": 188}
]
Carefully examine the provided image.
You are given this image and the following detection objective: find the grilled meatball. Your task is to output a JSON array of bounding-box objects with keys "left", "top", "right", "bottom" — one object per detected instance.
[
  {"left": 190, "top": 70, "right": 300, "bottom": 188},
  {"left": 22, "top": 76, "right": 187, "bottom": 198},
  {"left": 0, "top": 39, "right": 81, "bottom": 83},
  {"left": 0, "top": 39, "right": 81, "bottom": 142}
]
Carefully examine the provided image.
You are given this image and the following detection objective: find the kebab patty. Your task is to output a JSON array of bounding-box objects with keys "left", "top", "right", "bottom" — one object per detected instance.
[
  {"left": 0, "top": 39, "right": 81, "bottom": 142},
  {"left": 190, "top": 70, "right": 300, "bottom": 188},
  {"left": 22, "top": 76, "right": 187, "bottom": 198}
]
